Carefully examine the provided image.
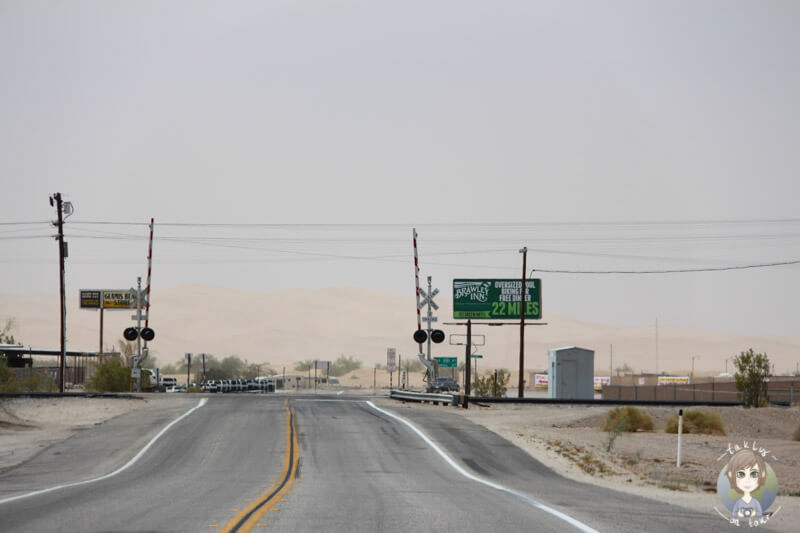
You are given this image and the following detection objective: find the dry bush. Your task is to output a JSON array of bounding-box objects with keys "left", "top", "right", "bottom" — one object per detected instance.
[
  {"left": 89, "top": 356, "right": 130, "bottom": 392},
  {"left": 664, "top": 410, "right": 726, "bottom": 436},
  {"left": 603, "top": 406, "right": 654, "bottom": 433}
]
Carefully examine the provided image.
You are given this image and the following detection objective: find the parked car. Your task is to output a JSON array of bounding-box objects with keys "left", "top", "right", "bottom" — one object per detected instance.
[{"left": 433, "top": 377, "right": 459, "bottom": 392}]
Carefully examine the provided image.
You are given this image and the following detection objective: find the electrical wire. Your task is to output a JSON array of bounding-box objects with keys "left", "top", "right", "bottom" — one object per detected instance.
[{"left": 531, "top": 260, "right": 800, "bottom": 275}]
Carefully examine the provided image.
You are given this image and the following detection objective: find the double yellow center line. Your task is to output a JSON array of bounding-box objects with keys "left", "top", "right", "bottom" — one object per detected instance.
[{"left": 221, "top": 402, "right": 299, "bottom": 532}]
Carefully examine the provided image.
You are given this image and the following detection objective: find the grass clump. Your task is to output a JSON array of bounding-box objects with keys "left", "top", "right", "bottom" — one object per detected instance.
[
  {"left": 603, "top": 406, "right": 654, "bottom": 433},
  {"left": 664, "top": 410, "right": 726, "bottom": 436}
]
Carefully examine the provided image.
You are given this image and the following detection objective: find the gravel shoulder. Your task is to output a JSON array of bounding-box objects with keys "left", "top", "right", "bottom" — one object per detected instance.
[
  {"left": 379, "top": 399, "right": 800, "bottom": 532},
  {"left": 0, "top": 395, "right": 186, "bottom": 472}
]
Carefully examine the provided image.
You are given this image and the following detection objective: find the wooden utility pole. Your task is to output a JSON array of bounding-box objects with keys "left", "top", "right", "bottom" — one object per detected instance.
[
  {"left": 51, "top": 193, "right": 67, "bottom": 394},
  {"left": 518, "top": 247, "right": 527, "bottom": 398}
]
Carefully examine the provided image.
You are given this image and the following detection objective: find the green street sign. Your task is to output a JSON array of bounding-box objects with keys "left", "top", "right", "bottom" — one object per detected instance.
[
  {"left": 453, "top": 279, "right": 542, "bottom": 320},
  {"left": 435, "top": 357, "right": 458, "bottom": 368},
  {"left": 470, "top": 354, "right": 483, "bottom": 359}
]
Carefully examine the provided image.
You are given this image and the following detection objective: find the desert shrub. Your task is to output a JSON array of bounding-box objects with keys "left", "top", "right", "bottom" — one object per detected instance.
[
  {"left": 604, "top": 406, "right": 654, "bottom": 433},
  {"left": 664, "top": 410, "right": 726, "bottom": 435},
  {"left": 793, "top": 425, "right": 800, "bottom": 442},
  {"left": 474, "top": 369, "right": 511, "bottom": 397},
  {"left": 90, "top": 357, "right": 131, "bottom": 392},
  {"left": 0, "top": 361, "right": 56, "bottom": 392}
]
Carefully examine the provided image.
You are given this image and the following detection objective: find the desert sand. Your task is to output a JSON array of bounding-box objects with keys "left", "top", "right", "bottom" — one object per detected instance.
[{"left": 1, "top": 285, "right": 799, "bottom": 377}]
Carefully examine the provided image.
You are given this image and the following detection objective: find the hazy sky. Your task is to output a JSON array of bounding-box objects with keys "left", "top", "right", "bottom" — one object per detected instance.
[{"left": 1, "top": 1, "right": 798, "bottom": 336}]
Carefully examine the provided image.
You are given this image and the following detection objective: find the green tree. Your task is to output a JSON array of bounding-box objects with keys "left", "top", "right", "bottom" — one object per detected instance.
[
  {"left": 614, "top": 363, "right": 633, "bottom": 376},
  {"left": 294, "top": 359, "right": 313, "bottom": 372},
  {"left": 331, "top": 355, "right": 362, "bottom": 376},
  {"left": 0, "top": 318, "right": 17, "bottom": 344},
  {"left": 733, "top": 348, "right": 771, "bottom": 407}
]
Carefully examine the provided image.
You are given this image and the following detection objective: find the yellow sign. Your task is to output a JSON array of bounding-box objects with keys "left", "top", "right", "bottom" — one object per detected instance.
[
  {"left": 658, "top": 376, "right": 690, "bottom": 386},
  {"left": 103, "top": 290, "right": 136, "bottom": 309},
  {"left": 80, "top": 289, "right": 137, "bottom": 309}
]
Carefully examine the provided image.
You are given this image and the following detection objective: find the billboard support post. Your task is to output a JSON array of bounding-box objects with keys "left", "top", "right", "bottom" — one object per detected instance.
[
  {"left": 464, "top": 319, "right": 471, "bottom": 409},
  {"left": 99, "top": 307, "right": 104, "bottom": 354},
  {"left": 519, "top": 247, "right": 527, "bottom": 398}
]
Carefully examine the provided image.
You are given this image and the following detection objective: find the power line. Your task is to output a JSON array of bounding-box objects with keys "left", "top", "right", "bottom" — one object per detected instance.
[
  {"left": 532, "top": 260, "right": 800, "bottom": 275},
  {"left": 61, "top": 218, "right": 800, "bottom": 228}
]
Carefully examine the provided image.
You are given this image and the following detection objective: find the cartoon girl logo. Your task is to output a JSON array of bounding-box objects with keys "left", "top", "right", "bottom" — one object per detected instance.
[{"left": 716, "top": 446, "right": 780, "bottom": 525}]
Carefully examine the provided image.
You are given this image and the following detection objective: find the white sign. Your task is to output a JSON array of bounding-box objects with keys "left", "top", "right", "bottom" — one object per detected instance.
[
  {"left": 387, "top": 348, "right": 396, "bottom": 372},
  {"left": 421, "top": 316, "right": 438, "bottom": 322},
  {"left": 400, "top": 370, "right": 408, "bottom": 388},
  {"left": 534, "top": 373, "right": 549, "bottom": 387},
  {"left": 593, "top": 376, "right": 611, "bottom": 390},
  {"left": 314, "top": 360, "right": 331, "bottom": 370}
]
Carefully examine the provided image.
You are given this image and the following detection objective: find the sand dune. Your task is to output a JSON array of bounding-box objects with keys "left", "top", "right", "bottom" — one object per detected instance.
[{"left": 1, "top": 285, "right": 798, "bottom": 375}]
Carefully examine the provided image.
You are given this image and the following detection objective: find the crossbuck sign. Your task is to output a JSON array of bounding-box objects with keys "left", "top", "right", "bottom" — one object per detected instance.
[{"left": 418, "top": 287, "right": 439, "bottom": 310}]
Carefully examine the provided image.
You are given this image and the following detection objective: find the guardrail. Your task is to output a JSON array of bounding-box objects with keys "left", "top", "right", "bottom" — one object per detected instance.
[
  {"left": 390, "top": 389, "right": 457, "bottom": 405},
  {"left": 467, "top": 396, "right": 740, "bottom": 407}
]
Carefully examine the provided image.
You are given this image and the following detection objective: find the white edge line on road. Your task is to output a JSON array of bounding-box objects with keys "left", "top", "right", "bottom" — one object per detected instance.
[
  {"left": 0, "top": 398, "right": 208, "bottom": 506},
  {"left": 366, "top": 401, "right": 598, "bottom": 533}
]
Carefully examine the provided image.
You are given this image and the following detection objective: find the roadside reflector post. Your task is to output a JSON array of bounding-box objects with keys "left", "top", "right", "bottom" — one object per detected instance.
[{"left": 677, "top": 408, "right": 683, "bottom": 467}]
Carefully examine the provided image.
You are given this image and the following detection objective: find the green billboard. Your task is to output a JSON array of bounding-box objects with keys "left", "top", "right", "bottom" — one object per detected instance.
[{"left": 453, "top": 279, "right": 542, "bottom": 320}]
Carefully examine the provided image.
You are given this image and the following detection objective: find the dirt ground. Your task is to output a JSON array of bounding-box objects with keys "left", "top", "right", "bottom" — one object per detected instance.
[
  {"left": 441, "top": 402, "right": 800, "bottom": 530},
  {"left": 0, "top": 396, "right": 161, "bottom": 471}
]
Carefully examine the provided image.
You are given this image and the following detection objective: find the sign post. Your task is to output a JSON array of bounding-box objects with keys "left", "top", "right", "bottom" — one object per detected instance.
[{"left": 387, "top": 348, "right": 396, "bottom": 389}]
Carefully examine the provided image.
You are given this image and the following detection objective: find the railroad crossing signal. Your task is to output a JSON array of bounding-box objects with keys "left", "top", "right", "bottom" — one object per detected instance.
[{"left": 418, "top": 287, "right": 439, "bottom": 310}]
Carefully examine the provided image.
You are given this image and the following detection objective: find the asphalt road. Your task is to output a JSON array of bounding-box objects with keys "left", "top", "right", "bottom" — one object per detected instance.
[{"left": 0, "top": 393, "right": 765, "bottom": 532}]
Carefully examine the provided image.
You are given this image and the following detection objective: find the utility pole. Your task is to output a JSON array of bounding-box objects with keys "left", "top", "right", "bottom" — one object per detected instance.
[
  {"left": 655, "top": 318, "right": 659, "bottom": 375},
  {"left": 518, "top": 247, "right": 527, "bottom": 398},
  {"left": 50, "top": 193, "right": 67, "bottom": 394}
]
